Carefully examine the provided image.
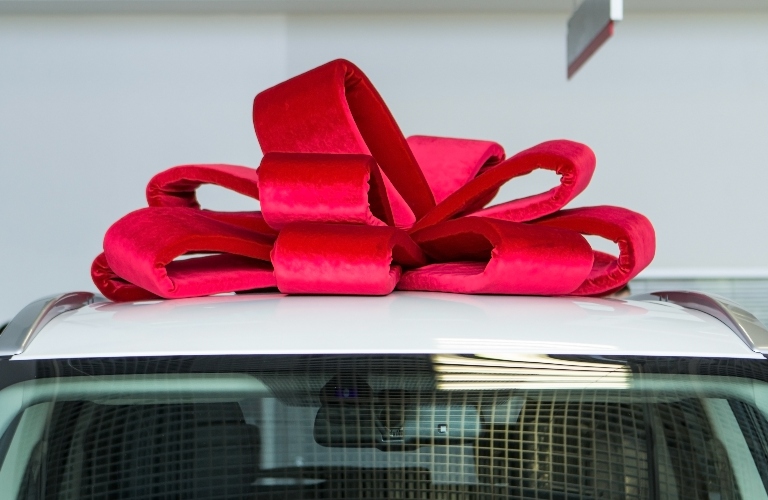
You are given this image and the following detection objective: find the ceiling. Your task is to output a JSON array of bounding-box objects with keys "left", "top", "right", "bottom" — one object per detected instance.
[{"left": 1, "top": 0, "right": 767, "bottom": 16}]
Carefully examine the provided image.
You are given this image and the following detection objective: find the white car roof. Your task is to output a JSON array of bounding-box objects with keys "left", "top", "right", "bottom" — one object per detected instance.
[{"left": 12, "top": 292, "right": 762, "bottom": 360}]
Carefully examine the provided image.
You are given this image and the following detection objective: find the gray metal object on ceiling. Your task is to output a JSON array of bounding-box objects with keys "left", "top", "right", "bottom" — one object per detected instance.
[{"left": 566, "top": 0, "right": 622, "bottom": 78}]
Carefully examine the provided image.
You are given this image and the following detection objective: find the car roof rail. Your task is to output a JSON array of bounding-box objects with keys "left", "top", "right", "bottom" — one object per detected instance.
[
  {"left": 630, "top": 290, "right": 768, "bottom": 356},
  {"left": 0, "top": 292, "right": 104, "bottom": 357}
]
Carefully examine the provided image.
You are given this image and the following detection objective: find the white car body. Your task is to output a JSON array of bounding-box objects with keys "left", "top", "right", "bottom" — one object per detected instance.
[
  {"left": 4, "top": 289, "right": 768, "bottom": 500},
  {"left": 10, "top": 292, "right": 764, "bottom": 360}
]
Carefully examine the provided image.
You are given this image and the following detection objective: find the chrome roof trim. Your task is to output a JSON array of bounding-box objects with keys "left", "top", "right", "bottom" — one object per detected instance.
[
  {"left": 630, "top": 290, "right": 768, "bottom": 355},
  {"left": 0, "top": 292, "right": 103, "bottom": 357}
]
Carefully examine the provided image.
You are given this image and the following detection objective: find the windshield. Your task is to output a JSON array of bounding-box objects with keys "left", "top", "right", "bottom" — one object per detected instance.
[{"left": 2, "top": 354, "right": 768, "bottom": 500}]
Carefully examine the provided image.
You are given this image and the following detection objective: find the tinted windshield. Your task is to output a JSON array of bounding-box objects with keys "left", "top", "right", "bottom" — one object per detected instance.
[{"left": 2, "top": 355, "right": 768, "bottom": 500}]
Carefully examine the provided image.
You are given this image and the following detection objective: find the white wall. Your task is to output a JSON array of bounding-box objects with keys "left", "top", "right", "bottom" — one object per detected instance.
[{"left": 1, "top": 11, "right": 767, "bottom": 321}]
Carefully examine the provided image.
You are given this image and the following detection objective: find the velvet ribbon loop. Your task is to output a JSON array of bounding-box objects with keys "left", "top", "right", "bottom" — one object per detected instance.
[
  {"left": 147, "top": 163, "right": 260, "bottom": 209},
  {"left": 399, "top": 217, "right": 594, "bottom": 294},
  {"left": 411, "top": 140, "right": 596, "bottom": 233},
  {"left": 271, "top": 224, "right": 426, "bottom": 295},
  {"left": 534, "top": 206, "right": 656, "bottom": 296},
  {"left": 257, "top": 153, "right": 392, "bottom": 229},
  {"left": 91, "top": 253, "right": 163, "bottom": 302},
  {"left": 407, "top": 136, "right": 506, "bottom": 204},
  {"left": 99, "top": 207, "right": 276, "bottom": 299},
  {"left": 92, "top": 58, "right": 656, "bottom": 301},
  {"left": 254, "top": 59, "right": 436, "bottom": 227}
]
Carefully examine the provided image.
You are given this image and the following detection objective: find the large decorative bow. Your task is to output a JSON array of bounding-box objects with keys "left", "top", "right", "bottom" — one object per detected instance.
[{"left": 92, "top": 59, "right": 655, "bottom": 301}]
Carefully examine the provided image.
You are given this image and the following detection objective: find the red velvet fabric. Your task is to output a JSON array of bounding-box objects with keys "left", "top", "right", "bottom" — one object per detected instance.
[
  {"left": 253, "top": 59, "right": 435, "bottom": 226},
  {"left": 411, "top": 140, "right": 595, "bottom": 232},
  {"left": 407, "top": 136, "right": 505, "bottom": 204},
  {"left": 258, "top": 153, "right": 392, "bottom": 228},
  {"left": 534, "top": 206, "right": 656, "bottom": 295},
  {"left": 147, "top": 164, "right": 260, "bottom": 209},
  {"left": 97, "top": 207, "right": 276, "bottom": 299},
  {"left": 93, "top": 58, "right": 656, "bottom": 301},
  {"left": 399, "top": 217, "right": 593, "bottom": 294},
  {"left": 271, "top": 223, "right": 425, "bottom": 295},
  {"left": 91, "top": 252, "right": 163, "bottom": 302}
]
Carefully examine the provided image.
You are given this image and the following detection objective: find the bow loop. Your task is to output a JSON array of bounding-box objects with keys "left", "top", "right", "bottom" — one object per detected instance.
[
  {"left": 97, "top": 207, "right": 276, "bottom": 299},
  {"left": 93, "top": 58, "right": 655, "bottom": 301},
  {"left": 91, "top": 253, "right": 163, "bottom": 302},
  {"left": 411, "top": 140, "right": 595, "bottom": 232},
  {"left": 400, "top": 217, "right": 594, "bottom": 295},
  {"left": 407, "top": 135, "right": 505, "bottom": 204},
  {"left": 253, "top": 59, "right": 436, "bottom": 223},
  {"left": 534, "top": 206, "right": 656, "bottom": 295},
  {"left": 272, "top": 223, "right": 426, "bottom": 295},
  {"left": 257, "top": 153, "right": 393, "bottom": 229},
  {"left": 147, "top": 164, "right": 260, "bottom": 209}
]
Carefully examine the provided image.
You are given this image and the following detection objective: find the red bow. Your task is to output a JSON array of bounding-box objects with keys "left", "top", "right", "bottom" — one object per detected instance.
[{"left": 92, "top": 59, "right": 655, "bottom": 301}]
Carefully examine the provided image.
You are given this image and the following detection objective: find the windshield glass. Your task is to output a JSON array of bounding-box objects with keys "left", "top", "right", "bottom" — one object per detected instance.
[{"left": 2, "top": 354, "right": 768, "bottom": 500}]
